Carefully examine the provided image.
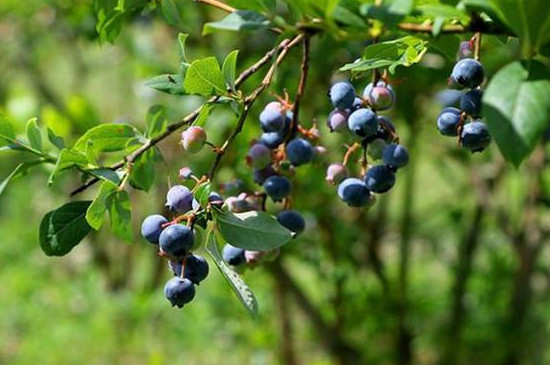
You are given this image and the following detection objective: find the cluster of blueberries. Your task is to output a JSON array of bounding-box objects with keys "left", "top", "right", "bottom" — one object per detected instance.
[
  {"left": 324, "top": 79, "right": 409, "bottom": 207},
  {"left": 436, "top": 40, "right": 491, "bottom": 152}
]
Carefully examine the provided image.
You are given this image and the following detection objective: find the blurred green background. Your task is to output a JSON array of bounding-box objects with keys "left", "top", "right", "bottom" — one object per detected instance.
[{"left": 1, "top": 1, "right": 550, "bottom": 365}]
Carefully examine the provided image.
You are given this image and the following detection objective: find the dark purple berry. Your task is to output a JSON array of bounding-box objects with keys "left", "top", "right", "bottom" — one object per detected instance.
[
  {"left": 222, "top": 244, "right": 246, "bottom": 266},
  {"left": 164, "top": 277, "right": 195, "bottom": 308},
  {"left": 141, "top": 214, "right": 168, "bottom": 244},
  {"left": 159, "top": 224, "right": 195, "bottom": 258},
  {"left": 337, "top": 178, "right": 373, "bottom": 207},
  {"left": 382, "top": 143, "right": 409, "bottom": 169},
  {"left": 263, "top": 175, "right": 291, "bottom": 202},
  {"left": 460, "top": 120, "right": 491, "bottom": 152},
  {"left": 450, "top": 59, "right": 484, "bottom": 89},
  {"left": 348, "top": 108, "right": 379, "bottom": 138},
  {"left": 277, "top": 210, "right": 306, "bottom": 235},
  {"left": 286, "top": 138, "right": 314, "bottom": 166},
  {"left": 260, "top": 108, "right": 285, "bottom": 132},
  {"left": 247, "top": 143, "right": 271, "bottom": 169},
  {"left": 184, "top": 254, "right": 209, "bottom": 284},
  {"left": 364, "top": 165, "right": 396, "bottom": 193},
  {"left": 166, "top": 185, "right": 194, "bottom": 213},
  {"left": 329, "top": 81, "right": 356, "bottom": 110},
  {"left": 437, "top": 107, "right": 462, "bottom": 136},
  {"left": 460, "top": 89, "right": 483, "bottom": 117}
]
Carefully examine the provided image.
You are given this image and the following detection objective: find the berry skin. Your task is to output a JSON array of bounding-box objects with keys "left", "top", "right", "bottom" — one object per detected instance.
[
  {"left": 260, "top": 108, "right": 285, "bottom": 132},
  {"left": 437, "top": 107, "right": 462, "bottom": 136},
  {"left": 337, "top": 178, "right": 373, "bottom": 207},
  {"left": 247, "top": 143, "right": 271, "bottom": 169},
  {"left": 264, "top": 101, "right": 283, "bottom": 112},
  {"left": 348, "top": 108, "right": 379, "bottom": 138},
  {"left": 450, "top": 59, "right": 484, "bottom": 89},
  {"left": 184, "top": 254, "right": 209, "bottom": 284},
  {"left": 364, "top": 165, "right": 396, "bottom": 193},
  {"left": 253, "top": 165, "right": 277, "bottom": 185},
  {"left": 329, "top": 82, "right": 356, "bottom": 110},
  {"left": 368, "top": 85, "right": 395, "bottom": 111},
  {"left": 222, "top": 244, "right": 246, "bottom": 266},
  {"left": 382, "top": 143, "right": 409, "bottom": 169},
  {"left": 286, "top": 138, "right": 314, "bottom": 166},
  {"left": 260, "top": 132, "right": 285, "bottom": 149},
  {"left": 352, "top": 97, "right": 364, "bottom": 110},
  {"left": 181, "top": 126, "right": 207, "bottom": 153},
  {"left": 208, "top": 191, "right": 224, "bottom": 207},
  {"left": 159, "top": 224, "right": 195, "bottom": 258},
  {"left": 244, "top": 250, "right": 269, "bottom": 266},
  {"left": 457, "top": 41, "right": 474, "bottom": 60},
  {"left": 263, "top": 175, "right": 292, "bottom": 201},
  {"left": 164, "top": 277, "right": 195, "bottom": 308},
  {"left": 460, "top": 89, "right": 483, "bottom": 117},
  {"left": 140, "top": 214, "right": 168, "bottom": 244},
  {"left": 460, "top": 120, "right": 491, "bottom": 152},
  {"left": 327, "top": 109, "right": 349, "bottom": 133},
  {"left": 166, "top": 185, "right": 194, "bottom": 213},
  {"left": 179, "top": 167, "right": 193, "bottom": 180},
  {"left": 363, "top": 81, "right": 395, "bottom": 100},
  {"left": 326, "top": 163, "right": 348, "bottom": 185},
  {"left": 277, "top": 210, "right": 306, "bottom": 235}
]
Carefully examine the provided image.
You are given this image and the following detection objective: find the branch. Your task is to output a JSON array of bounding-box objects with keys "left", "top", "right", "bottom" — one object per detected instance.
[
  {"left": 397, "top": 20, "right": 515, "bottom": 36},
  {"left": 193, "top": 0, "right": 235, "bottom": 13}
]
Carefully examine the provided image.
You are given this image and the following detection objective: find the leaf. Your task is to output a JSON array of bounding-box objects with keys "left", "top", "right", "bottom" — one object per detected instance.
[
  {"left": 183, "top": 57, "right": 226, "bottom": 96},
  {"left": 87, "top": 168, "right": 122, "bottom": 184},
  {"left": 0, "top": 111, "right": 15, "bottom": 146},
  {"left": 387, "top": 0, "right": 415, "bottom": 16},
  {"left": 39, "top": 201, "right": 93, "bottom": 256},
  {"left": 48, "top": 149, "right": 90, "bottom": 185},
  {"left": 177, "top": 33, "right": 190, "bottom": 76},
  {"left": 73, "top": 123, "right": 139, "bottom": 154},
  {"left": 47, "top": 127, "right": 66, "bottom": 150},
  {"left": 144, "top": 74, "right": 185, "bottom": 95},
  {"left": 86, "top": 181, "right": 117, "bottom": 230},
  {"left": 116, "top": 0, "right": 148, "bottom": 11},
  {"left": 106, "top": 190, "right": 133, "bottom": 242},
  {"left": 222, "top": 50, "right": 239, "bottom": 92},
  {"left": 332, "top": 5, "right": 368, "bottom": 28},
  {"left": 194, "top": 182, "right": 212, "bottom": 208},
  {"left": 214, "top": 210, "right": 292, "bottom": 250},
  {"left": 203, "top": 10, "right": 271, "bottom": 35},
  {"left": 94, "top": 0, "right": 124, "bottom": 44},
  {"left": 484, "top": 61, "right": 550, "bottom": 167},
  {"left": 0, "top": 161, "right": 44, "bottom": 198},
  {"left": 146, "top": 105, "right": 168, "bottom": 138},
  {"left": 340, "top": 36, "right": 427, "bottom": 73},
  {"left": 129, "top": 148, "right": 159, "bottom": 191},
  {"left": 26, "top": 118, "right": 43, "bottom": 152},
  {"left": 205, "top": 230, "right": 258, "bottom": 318},
  {"left": 194, "top": 103, "right": 215, "bottom": 126},
  {"left": 158, "top": 0, "right": 180, "bottom": 26}
]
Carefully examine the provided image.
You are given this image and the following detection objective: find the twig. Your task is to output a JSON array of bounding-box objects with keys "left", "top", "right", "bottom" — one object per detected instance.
[
  {"left": 288, "top": 35, "right": 311, "bottom": 141},
  {"left": 473, "top": 32, "right": 482, "bottom": 61},
  {"left": 193, "top": 0, "right": 235, "bottom": 13},
  {"left": 397, "top": 21, "right": 514, "bottom": 36}
]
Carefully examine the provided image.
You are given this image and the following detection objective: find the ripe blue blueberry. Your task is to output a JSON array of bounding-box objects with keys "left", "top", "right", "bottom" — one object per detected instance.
[
  {"left": 326, "top": 163, "right": 348, "bottom": 185},
  {"left": 329, "top": 81, "right": 356, "bottom": 110},
  {"left": 450, "top": 59, "right": 484, "bottom": 89},
  {"left": 337, "top": 178, "right": 373, "bottom": 207},
  {"left": 184, "top": 254, "right": 209, "bottom": 284},
  {"left": 286, "top": 138, "right": 314, "bottom": 166},
  {"left": 164, "top": 277, "right": 195, "bottom": 308},
  {"left": 382, "top": 143, "right": 409, "bottom": 169},
  {"left": 460, "top": 89, "right": 483, "bottom": 117},
  {"left": 263, "top": 175, "right": 292, "bottom": 201},
  {"left": 264, "top": 101, "right": 283, "bottom": 112},
  {"left": 159, "top": 224, "right": 195, "bottom": 258},
  {"left": 348, "top": 108, "right": 379, "bottom": 138},
  {"left": 327, "top": 109, "right": 349, "bottom": 133},
  {"left": 364, "top": 165, "right": 396, "bottom": 193},
  {"left": 140, "top": 214, "right": 168, "bottom": 244},
  {"left": 352, "top": 97, "right": 364, "bottom": 110},
  {"left": 247, "top": 143, "right": 271, "bottom": 169},
  {"left": 460, "top": 120, "right": 491, "bottom": 152},
  {"left": 437, "top": 107, "right": 462, "bottom": 136},
  {"left": 260, "top": 132, "right": 285, "bottom": 149},
  {"left": 260, "top": 108, "right": 285, "bottom": 132},
  {"left": 222, "top": 244, "right": 246, "bottom": 266},
  {"left": 208, "top": 191, "right": 224, "bottom": 207},
  {"left": 277, "top": 210, "right": 306, "bottom": 236},
  {"left": 166, "top": 185, "right": 194, "bottom": 213},
  {"left": 253, "top": 165, "right": 277, "bottom": 185}
]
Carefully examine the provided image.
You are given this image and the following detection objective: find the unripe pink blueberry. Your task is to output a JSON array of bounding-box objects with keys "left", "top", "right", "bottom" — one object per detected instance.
[
  {"left": 368, "top": 86, "right": 394, "bottom": 110},
  {"left": 327, "top": 109, "right": 349, "bottom": 132},
  {"left": 245, "top": 250, "right": 269, "bottom": 266},
  {"left": 246, "top": 143, "right": 271, "bottom": 169},
  {"left": 181, "top": 126, "right": 207, "bottom": 153},
  {"left": 326, "top": 163, "right": 348, "bottom": 185}
]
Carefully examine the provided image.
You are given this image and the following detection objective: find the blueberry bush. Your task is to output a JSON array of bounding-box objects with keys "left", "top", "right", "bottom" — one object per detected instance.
[{"left": 2, "top": 0, "right": 550, "bottom": 364}]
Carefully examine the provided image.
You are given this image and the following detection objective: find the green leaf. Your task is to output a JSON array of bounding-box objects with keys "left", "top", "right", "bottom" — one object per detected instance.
[
  {"left": 183, "top": 57, "right": 226, "bottom": 96},
  {"left": 94, "top": 0, "right": 124, "bottom": 44},
  {"left": 194, "top": 182, "right": 212, "bottom": 208},
  {"left": 158, "top": 0, "right": 180, "bottom": 26},
  {"left": 177, "top": 33, "right": 189, "bottom": 64},
  {"left": 129, "top": 148, "right": 159, "bottom": 191},
  {"left": 47, "top": 127, "right": 66, "bottom": 150},
  {"left": 116, "top": 0, "right": 149, "bottom": 11},
  {"left": 39, "top": 201, "right": 93, "bottom": 256},
  {"left": 145, "top": 74, "right": 185, "bottom": 95},
  {"left": 340, "top": 36, "right": 427, "bottom": 73},
  {"left": 194, "top": 103, "right": 215, "bottom": 126},
  {"left": 205, "top": 230, "right": 258, "bottom": 318},
  {"left": 146, "top": 105, "right": 168, "bottom": 138},
  {"left": 0, "top": 111, "right": 15, "bottom": 146},
  {"left": 484, "top": 61, "right": 550, "bottom": 167},
  {"left": 203, "top": 10, "right": 271, "bottom": 35},
  {"left": 48, "top": 149, "right": 90, "bottom": 185},
  {"left": 222, "top": 50, "right": 239, "bottom": 92},
  {"left": 25, "top": 118, "right": 43, "bottom": 152},
  {"left": 388, "top": 0, "right": 415, "bottom": 16},
  {"left": 106, "top": 190, "right": 133, "bottom": 242},
  {"left": 0, "top": 161, "right": 44, "bottom": 198},
  {"left": 214, "top": 210, "right": 292, "bottom": 250},
  {"left": 332, "top": 5, "right": 368, "bottom": 28},
  {"left": 87, "top": 168, "right": 122, "bottom": 184},
  {"left": 86, "top": 181, "right": 117, "bottom": 230},
  {"left": 73, "top": 123, "right": 139, "bottom": 154}
]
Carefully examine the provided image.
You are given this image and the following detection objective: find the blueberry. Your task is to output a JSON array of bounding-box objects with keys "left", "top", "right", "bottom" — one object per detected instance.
[
  {"left": 140, "top": 214, "right": 168, "bottom": 244},
  {"left": 179, "top": 167, "right": 193, "bottom": 180},
  {"left": 286, "top": 138, "right": 314, "bottom": 166},
  {"left": 244, "top": 250, "right": 269, "bottom": 266},
  {"left": 166, "top": 185, "right": 194, "bottom": 213},
  {"left": 348, "top": 108, "right": 379, "bottom": 138},
  {"left": 352, "top": 97, "right": 364, "bottom": 110},
  {"left": 277, "top": 210, "right": 306, "bottom": 235},
  {"left": 159, "top": 224, "right": 195, "bottom": 258},
  {"left": 260, "top": 132, "right": 285, "bottom": 149},
  {"left": 460, "top": 120, "right": 491, "bottom": 152},
  {"left": 253, "top": 165, "right": 277, "bottom": 185},
  {"left": 260, "top": 108, "right": 285, "bottom": 132},
  {"left": 337, "top": 178, "right": 373, "bottom": 207},
  {"left": 363, "top": 81, "right": 395, "bottom": 100},
  {"left": 329, "top": 81, "right": 356, "bottom": 110},
  {"left": 382, "top": 143, "right": 409, "bottom": 169},
  {"left": 457, "top": 41, "right": 474, "bottom": 60},
  {"left": 364, "top": 165, "right": 396, "bottom": 193},
  {"left": 247, "top": 143, "right": 271, "bottom": 169},
  {"left": 460, "top": 89, "right": 483, "bottom": 117},
  {"left": 436, "top": 90, "right": 464, "bottom": 107},
  {"left": 437, "top": 107, "right": 462, "bottom": 136},
  {"left": 325, "top": 163, "right": 348, "bottom": 185},
  {"left": 367, "top": 85, "right": 395, "bottom": 111},
  {"left": 168, "top": 260, "right": 183, "bottom": 276},
  {"left": 164, "top": 277, "right": 195, "bottom": 308},
  {"left": 181, "top": 126, "right": 207, "bottom": 153},
  {"left": 327, "top": 109, "right": 349, "bottom": 133},
  {"left": 264, "top": 101, "right": 283, "bottom": 112},
  {"left": 450, "top": 59, "right": 484, "bottom": 89},
  {"left": 263, "top": 175, "right": 292, "bottom": 201},
  {"left": 226, "top": 196, "right": 257, "bottom": 213},
  {"left": 376, "top": 116, "right": 396, "bottom": 142},
  {"left": 208, "top": 191, "right": 224, "bottom": 207},
  {"left": 184, "top": 254, "right": 209, "bottom": 284},
  {"left": 222, "top": 244, "right": 246, "bottom": 266}
]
